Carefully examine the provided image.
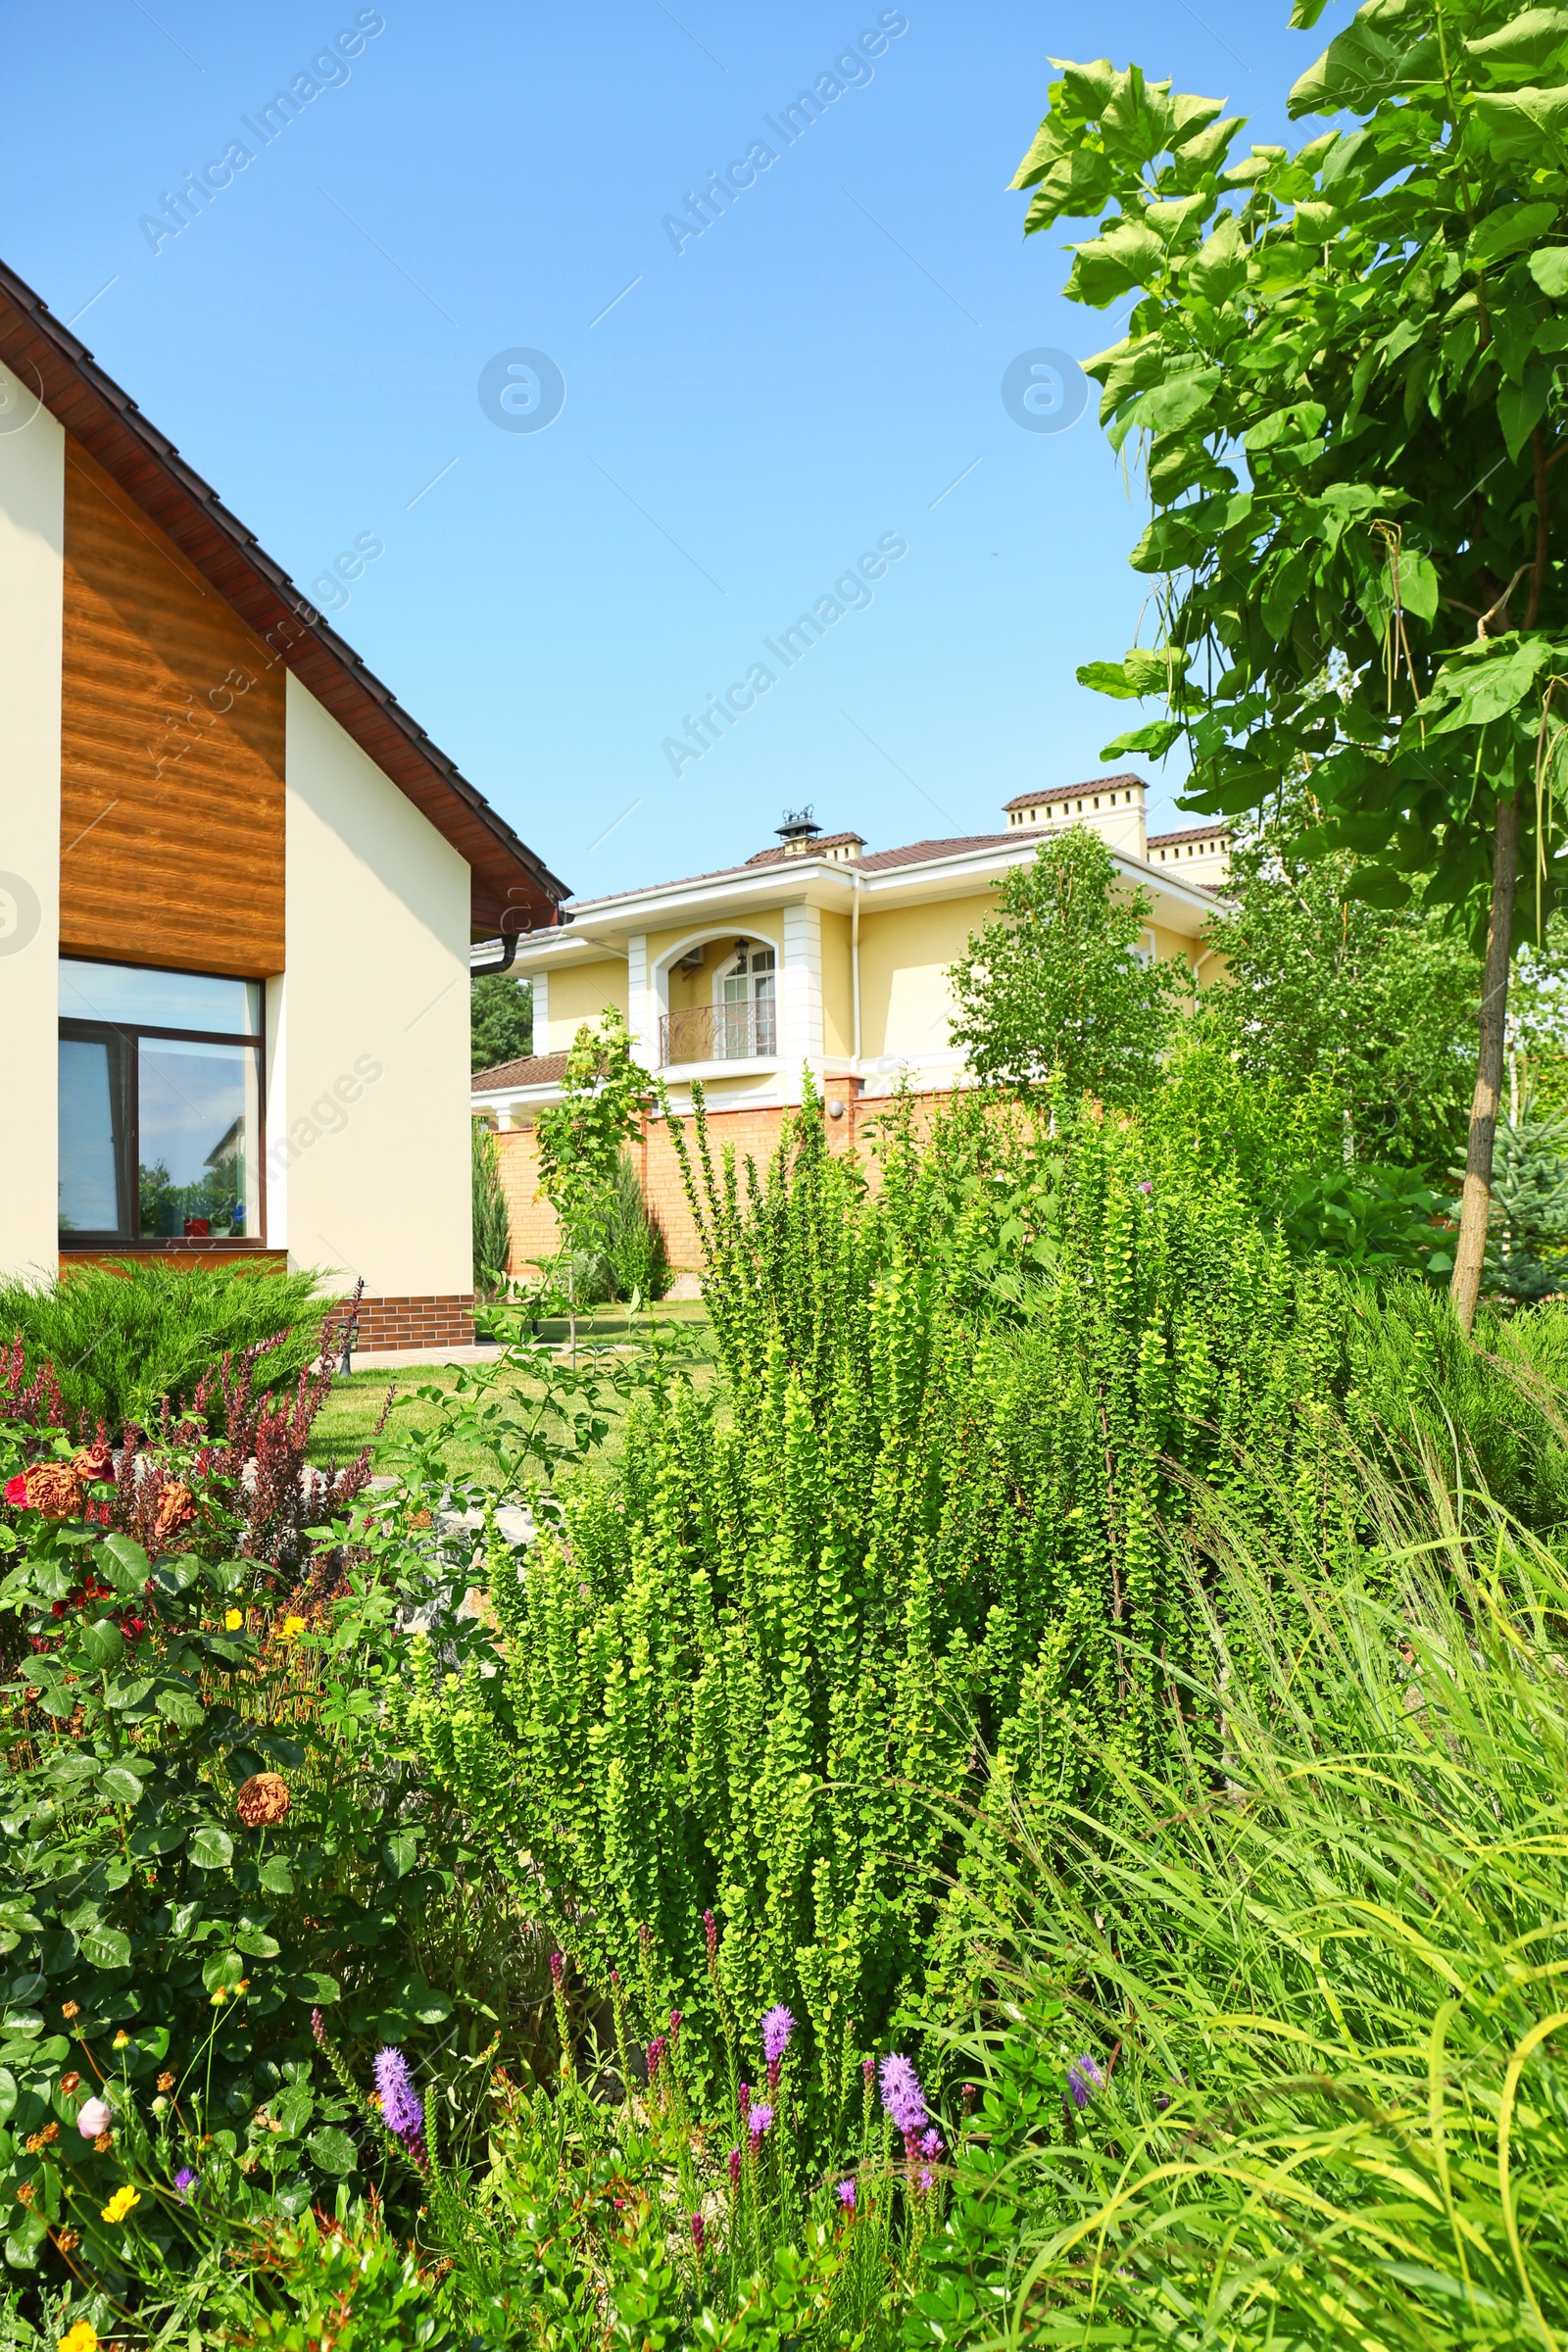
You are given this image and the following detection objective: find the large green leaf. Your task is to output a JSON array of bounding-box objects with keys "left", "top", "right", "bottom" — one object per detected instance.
[
  {"left": 100, "top": 1534, "right": 150, "bottom": 1591},
  {"left": 1465, "top": 10, "right": 1568, "bottom": 77},
  {"left": 156, "top": 1688, "right": 206, "bottom": 1732},
  {"left": 1066, "top": 220, "right": 1166, "bottom": 306},
  {"left": 1530, "top": 246, "right": 1568, "bottom": 296},
  {"left": 306, "top": 2126, "right": 359, "bottom": 2177},
  {"left": 1499, "top": 367, "right": 1553, "bottom": 462},
  {"left": 79, "top": 1925, "right": 132, "bottom": 1971},
  {"left": 1467, "top": 201, "right": 1559, "bottom": 267},
  {"left": 1288, "top": 8, "right": 1444, "bottom": 120},
  {"left": 97, "top": 1763, "right": 145, "bottom": 1806},
  {"left": 1474, "top": 84, "right": 1568, "bottom": 162},
  {"left": 188, "top": 1824, "right": 235, "bottom": 1871},
  {"left": 79, "top": 1618, "right": 124, "bottom": 1673},
  {"left": 1101, "top": 719, "right": 1184, "bottom": 759},
  {"left": 1123, "top": 368, "right": 1222, "bottom": 437}
]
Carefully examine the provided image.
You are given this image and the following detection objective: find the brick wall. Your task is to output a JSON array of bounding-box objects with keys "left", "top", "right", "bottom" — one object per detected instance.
[
  {"left": 347, "top": 1295, "right": 474, "bottom": 1351},
  {"left": 494, "top": 1083, "right": 958, "bottom": 1280}
]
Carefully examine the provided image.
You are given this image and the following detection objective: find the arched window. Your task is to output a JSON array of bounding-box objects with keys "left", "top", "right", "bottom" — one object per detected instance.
[{"left": 716, "top": 940, "right": 776, "bottom": 1058}]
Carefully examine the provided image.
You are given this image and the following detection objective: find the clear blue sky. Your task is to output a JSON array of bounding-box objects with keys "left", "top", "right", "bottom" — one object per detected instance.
[{"left": 10, "top": 1, "right": 1351, "bottom": 903}]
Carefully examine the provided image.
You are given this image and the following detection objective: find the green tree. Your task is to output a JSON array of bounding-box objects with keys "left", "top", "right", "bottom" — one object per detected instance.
[
  {"left": 1201, "top": 795, "right": 1479, "bottom": 1173},
  {"left": 470, "top": 974, "right": 533, "bottom": 1074},
  {"left": 472, "top": 1117, "right": 512, "bottom": 1298},
  {"left": 535, "top": 1010, "right": 654, "bottom": 1293},
  {"left": 948, "top": 824, "right": 1186, "bottom": 1104},
  {"left": 1013, "top": 5, "right": 1568, "bottom": 1326}
]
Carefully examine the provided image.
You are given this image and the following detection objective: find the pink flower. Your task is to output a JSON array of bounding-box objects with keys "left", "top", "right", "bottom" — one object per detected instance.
[
  {"left": 727, "top": 2145, "right": 742, "bottom": 2188},
  {"left": 837, "top": 2178, "right": 857, "bottom": 2210},
  {"left": 550, "top": 1952, "right": 564, "bottom": 1988},
  {"left": 919, "top": 2128, "right": 944, "bottom": 2159},
  {"left": 747, "top": 2102, "right": 774, "bottom": 2141},
  {"left": 76, "top": 2097, "right": 112, "bottom": 2138},
  {"left": 690, "top": 2213, "right": 705, "bottom": 2254},
  {"left": 760, "top": 2005, "right": 795, "bottom": 2067},
  {"left": 3, "top": 1473, "right": 25, "bottom": 1508}
]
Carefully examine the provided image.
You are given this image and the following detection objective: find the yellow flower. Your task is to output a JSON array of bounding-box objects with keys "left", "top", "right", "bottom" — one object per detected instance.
[
  {"left": 112, "top": 2031, "right": 129, "bottom": 2051},
  {"left": 211, "top": 1986, "right": 228, "bottom": 2005},
  {"left": 58, "top": 2325, "right": 100, "bottom": 2352},
  {"left": 100, "top": 2183, "right": 140, "bottom": 2224},
  {"left": 281, "top": 1615, "right": 307, "bottom": 1641},
  {"left": 224, "top": 1607, "right": 243, "bottom": 1631}
]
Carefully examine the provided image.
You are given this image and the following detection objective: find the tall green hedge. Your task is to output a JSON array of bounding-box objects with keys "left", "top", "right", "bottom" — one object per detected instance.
[{"left": 402, "top": 1090, "right": 1364, "bottom": 2151}]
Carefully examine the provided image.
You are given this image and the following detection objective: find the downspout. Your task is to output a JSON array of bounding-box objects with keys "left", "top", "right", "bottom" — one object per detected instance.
[{"left": 851, "top": 868, "right": 861, "bottom": 1070}]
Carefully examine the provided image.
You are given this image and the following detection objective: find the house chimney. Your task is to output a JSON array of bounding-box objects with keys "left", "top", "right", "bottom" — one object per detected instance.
[{"left": 776, "top": 807, "right": 822, "bottom": 857}]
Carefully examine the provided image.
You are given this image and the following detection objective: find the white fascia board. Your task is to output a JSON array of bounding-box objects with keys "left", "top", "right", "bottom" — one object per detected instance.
[
  {"left": 500, "top": 928, "right": 633, "bottom": 978},
  {"left": 470, "top": 1080, "right": 564, "bottom": 1112},
  {"left": 858, "top": 842, "right": 1228, "bottom": 935},
  {"left": 504, "top": 835, "right": 1230, "bottom": 960}
]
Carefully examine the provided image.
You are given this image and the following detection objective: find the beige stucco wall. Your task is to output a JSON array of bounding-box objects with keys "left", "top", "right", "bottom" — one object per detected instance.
[
  {"left": 858, "top": 895, "right": 985, "bottom": 1065},
  {"left": 820, "top": 907, "right": 853, "bottom": 1060},
  {"left": 273, "top": 672, "right": 470, "bottom": 1296},
  {"left": 0, "top": 368, "right": 65, "bottom": 1282},
  {"left": 543, "top": 958, "right": 627, "bottom": 1050}
]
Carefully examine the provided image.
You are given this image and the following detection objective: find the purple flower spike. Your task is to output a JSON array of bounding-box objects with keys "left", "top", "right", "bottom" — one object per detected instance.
[
  {"left": 738, "top": 2081, "right": 751, "bottom": 2120},
  {"left": 668, "top": 2009, "right": 683, "bottom": 2037},
  {"left": 173, "top": 2166, "right": 199, "bottom": 2198},
  {"left": 878, "top": 2053, "right": 928, "bottom": 2137},
  {"left": 647, "top": 2034, "right": 667, "bottom": 2080},
  {"left": 919, "top": 2128, "right": 944, "bottom": 2159},
  {"left": 550, "top": 1952, "right": 564, "bottom": 1987},
  {"left": 374, "top": 2046, "right": 424, "bottom": 2146},
  {"left": 690, "top": 2212, "right": 705, "bottom": 2254},
  {"left": 310, "top": 2008, "right": 327, "bottom": 2047},
  {"left": 760, "top": 2005, "right": 796, "bottom": 2067},
  {"left": 747, "top": 2102, "right": 774, "bottom": 2141},
  {"left": 917, "top": 2166, "right": 934, "bottom": 2192},
  {"left": 861, "top": 2056, "right": 875, "bottom": 2085},
  {"left": 703, "top": 1909, "right": 718, "bottom": 1959},
  {"left": 727, "top": 2144, "right": 742, "bottom": 2188},
  {"left": 837, "top": 2178, "right": 857, "bottom": 2210},
  {"left": 1067, "top": 2054, "right": 1106, "bottom": 2111}
]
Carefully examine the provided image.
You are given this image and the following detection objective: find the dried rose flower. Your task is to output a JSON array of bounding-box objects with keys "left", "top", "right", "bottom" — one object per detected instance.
[
  {"left": 235, "top": 1772, "right": 291, "bottom": 1829},
  {"left": 60, "top": 2071, "right": 81, "bottom": 2096},
  {"left": 156, "top": 2071, "right": 174, "bottom": 2092},
  {"left": 152, "top": 1480, "right": 195, "bottom": 1545},
  {"left": 23, "top": 1462, "right": 82, "bottom": 1519}
]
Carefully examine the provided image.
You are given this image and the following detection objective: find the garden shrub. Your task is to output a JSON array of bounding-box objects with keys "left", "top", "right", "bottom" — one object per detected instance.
[
  {"left": 0, "top": 1261, "right": 330, "bottom": 1443},
  {"left": 399, "top": 1084, "right": 1362, "bottom": 2157},
  {"left": 0, "top": 1388, "right": 509, "bottom": 2313},
  {"left": 917, "top": 1458, "right": 1568, "bottom": 2348}
]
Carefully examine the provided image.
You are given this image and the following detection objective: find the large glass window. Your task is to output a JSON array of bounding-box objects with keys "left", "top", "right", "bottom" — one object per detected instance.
[
  {"left": 58, "top": 959, "right": 264, "bottom": 1243},
  {"left": 717, "top": 943, "right": 776, "bottom": 1058}
]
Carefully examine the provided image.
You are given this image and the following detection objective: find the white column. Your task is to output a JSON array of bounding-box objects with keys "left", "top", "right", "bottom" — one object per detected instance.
[
  {"left": 0, "top": 365, "right": 65, "bottom": 1280},
  {"left": 625, "top": 932, "right": 653, "bottom": 1066},
  {"left": 781, "top": 902, "right": 822, "bottom": 1102},
  {"left": 531, "top": 970, "right": 549, "bottom": 1054}
]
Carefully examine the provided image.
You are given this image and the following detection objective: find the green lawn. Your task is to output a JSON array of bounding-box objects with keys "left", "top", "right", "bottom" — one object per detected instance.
[{"left": 307, "top": 1301, "right": 712, "bottom": 1477}]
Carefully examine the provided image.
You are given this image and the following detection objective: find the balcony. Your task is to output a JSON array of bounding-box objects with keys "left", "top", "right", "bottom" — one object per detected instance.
[{"left": 659, "top": 1001, "right": 778, "bottom": 1068}]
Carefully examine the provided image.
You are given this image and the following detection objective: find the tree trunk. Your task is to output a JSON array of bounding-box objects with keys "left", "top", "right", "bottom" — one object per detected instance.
[{"left": 1450, "top": 792, "right": 1521, "bottom": 1332}]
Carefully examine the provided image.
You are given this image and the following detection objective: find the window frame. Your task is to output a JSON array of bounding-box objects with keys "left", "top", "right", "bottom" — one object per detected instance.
[{"left": 58, "top": 970, "right": 268, "bottom": 1250}]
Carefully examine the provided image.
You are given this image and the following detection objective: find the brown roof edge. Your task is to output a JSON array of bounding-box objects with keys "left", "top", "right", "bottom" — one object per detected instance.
[
  {"left": 1003, "top": 772, "right": 1147, "bottom": 811},
  {"left": 0, "top": 255, "right": 570, "bottom": 936}
]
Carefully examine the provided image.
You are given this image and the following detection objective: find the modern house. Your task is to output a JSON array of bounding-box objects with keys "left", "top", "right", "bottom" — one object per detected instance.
[
  {"left": 472, "top": 780, "right": 1230, "bottom": 1275},
  {"left": 0, "top": 256, "right": 567, "bottom": 1348}
]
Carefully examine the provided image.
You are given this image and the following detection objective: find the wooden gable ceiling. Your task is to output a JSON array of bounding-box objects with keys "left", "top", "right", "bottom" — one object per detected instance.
[{"left": 0, "top": 255, "right": 569, "bottom": 938}]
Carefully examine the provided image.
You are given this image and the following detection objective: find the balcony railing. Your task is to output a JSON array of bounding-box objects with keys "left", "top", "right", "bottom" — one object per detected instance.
[{"left": 659, "top": 1001, "right": 778, "bottom": 1068}]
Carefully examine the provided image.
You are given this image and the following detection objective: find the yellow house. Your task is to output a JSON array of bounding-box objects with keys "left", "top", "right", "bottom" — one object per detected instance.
[{"left": 473, "top": 776, "right": 1231, "bottom": 1276}]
